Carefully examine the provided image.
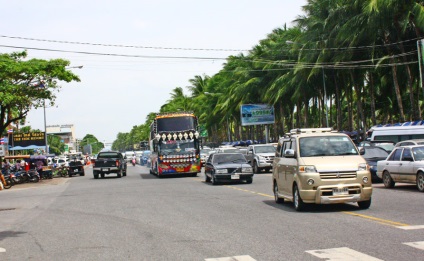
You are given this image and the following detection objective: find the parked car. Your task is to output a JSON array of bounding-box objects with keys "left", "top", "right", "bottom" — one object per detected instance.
[
  {"left": 376, "top": 145, "right": 424, "bottom": 192},
  {"left": 273, "top": 128, "right": 372, "bottom": 211},
  {"left": 361, "top": 146, "right": 389, "bottom": 182},
  {"left": 204, "top": 153, "right": 254, "bottom": 185},
  {"left": 395, "top": 139, "right": 424, "bottom": 147}
]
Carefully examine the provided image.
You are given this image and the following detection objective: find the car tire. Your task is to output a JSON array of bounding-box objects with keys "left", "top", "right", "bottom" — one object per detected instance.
[
  {"left": 205, "top": 173, "right": 211, "bottom": 183},
  {"left": 123, "top": 168, "right": 127, "bottom": 177},
  {"left": 274, "top": 182, "right": 284, "bottom": 204},
  {"left": 117, "top": 170, "right": 122, "bottom": 178},
  {"left": 253, "top": 161, "right": 260, "bottom": 174},
  {"left": 383, "top": 171, "right": 395, "bottom": 188},
  {"left": 93, "top": 171, "right": 99, "bottom": 179},
  {"left": 417, "top": 172, "right": 424, "bottom": 192},
  {"left": 358, "top": 199, "right": 372, "bottom": 209},
  {"left": 246, "top": 178, "right": 253, "bottom": 184},
  {"left": 211, "top": 175, "right": 218, "bottom": 185},
  {"left": 101, "top": 173, "right": 105, "bottom": 179},
  {"left": 293, "top": 185, "right": 306, "bottom": 211}
]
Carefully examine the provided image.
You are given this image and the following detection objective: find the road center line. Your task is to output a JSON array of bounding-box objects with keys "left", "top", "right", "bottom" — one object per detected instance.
[{"left": 342, "top": 211, "right": 410, "bottom": 227}]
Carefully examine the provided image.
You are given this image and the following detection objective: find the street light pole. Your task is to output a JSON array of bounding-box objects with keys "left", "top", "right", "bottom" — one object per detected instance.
[{"left": 43, "top": 100, "right": 48, "bottom": 154}]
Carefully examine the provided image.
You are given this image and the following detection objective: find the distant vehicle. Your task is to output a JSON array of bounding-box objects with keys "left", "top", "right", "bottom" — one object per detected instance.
[
  {"left": 361, "top": 146, "right": 389, "bottom": 182},
  {"left": 140, "top": 150, "right": 151, "bottom": 166},
  {"left": 92, "top": 151, "right": 127, "bottom": 179},
  {"left": 204, "top": 153, "right": 254, "bottom": 185},
  {"left": 124, "top": 151, "right": 135, "bottom": 162},
  {"left": 68, "top": 158, "right": 85, "bottom": 177},
  {"left": 377, "top": 145, "right": 424, "bottom": 192},
  {"left": 149, "top": 112, "right": 201, "bottom": 177},
  {"left": 369, "top": 125, "right": 424, "bottom": 143},
  {"left": 200, "top": 148, "right": 212, "bottom": 166},
  {"left": 135, "top": 151, "right": 143, "bottom": 164},
  {"left": 245, "top": 144, "right": 276, "bottom": 173},
  {"left": 395, "top": 139, "right": 424, "bottom": 147}
]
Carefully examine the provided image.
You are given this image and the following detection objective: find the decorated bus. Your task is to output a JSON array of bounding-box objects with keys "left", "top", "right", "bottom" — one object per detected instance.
[{"left": 149, "top": 112, "right": 201, "bottom": 177}]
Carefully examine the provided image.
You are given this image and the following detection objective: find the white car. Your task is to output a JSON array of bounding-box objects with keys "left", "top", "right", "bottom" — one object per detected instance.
[{"left": 377, "top": 145, "right": 424, "bottom": 192}]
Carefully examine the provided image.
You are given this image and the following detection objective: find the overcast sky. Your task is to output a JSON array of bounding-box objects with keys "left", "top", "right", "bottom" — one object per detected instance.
[{"left": 1, "top": 0, "right": 306, "bottom": 144}]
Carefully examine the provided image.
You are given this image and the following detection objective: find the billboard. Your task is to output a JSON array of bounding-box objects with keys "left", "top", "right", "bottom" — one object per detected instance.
[
  {"left": 12, "top": 132, "right": 46, "bottom": 147},
  {"left": 240, "top": 104, "right": 275, "bottom": 126}
]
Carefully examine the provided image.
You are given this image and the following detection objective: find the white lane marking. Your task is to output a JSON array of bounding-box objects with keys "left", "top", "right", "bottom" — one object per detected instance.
[
  {"left": 306, "top": 247, "right": 383, "bottom": 261},
  {"left": 205, "top": 255, "right": 256, "bottom": 261},
  {"left": 396, "top": 225, "right": 424, "bottom": 230},
  {"left": 0, "top": 247, "right": 6, "bottom": 252},
  {"left": 403, "top": 241, "right": 424, "bottom": 250}
]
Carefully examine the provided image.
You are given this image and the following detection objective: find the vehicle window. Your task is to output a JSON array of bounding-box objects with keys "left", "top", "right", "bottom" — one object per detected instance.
[
  {"left": 412, "top": 134, "right": 424, "bottom": 139},
  {"left": 402, "top": 149, "right": 412, "bottom": 161},
  {"left": 281, "top": 141, "right": 291, "bottom": 157},
  {"left": 212, "top": 153, "right": 246, "bottom": 164},
  {"left": 255, "top": 146, "right": 276, "bottom": 153},
  {"left": 389, "top": 149, "right": 402, "bottom": 161},
  {"left": 412, "top": 147, "right": 424, "bottom": 161},
  {"left": 299, "top": 136, "right": 357, "bottom": 157},
  {"left": 363, "top": 148, "right": 389, "bottom": 158}
]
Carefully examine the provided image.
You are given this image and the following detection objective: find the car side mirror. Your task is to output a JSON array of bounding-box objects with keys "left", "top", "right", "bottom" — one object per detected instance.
[
  {"left": 359, "top": 147, "right": 365, "bottom": 155},
  {"left": 283, "top": 149, "right": 296, "bottom": 158}
]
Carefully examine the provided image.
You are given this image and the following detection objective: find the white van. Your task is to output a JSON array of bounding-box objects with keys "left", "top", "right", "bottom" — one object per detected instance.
[{"left": 370, "top": 125, "right": 424, "bottom": 143}]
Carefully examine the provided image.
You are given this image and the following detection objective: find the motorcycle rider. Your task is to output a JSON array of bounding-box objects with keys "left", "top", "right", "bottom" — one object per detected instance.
[{"left": 131, "top": 155, "right": 137, "bottom": 166}]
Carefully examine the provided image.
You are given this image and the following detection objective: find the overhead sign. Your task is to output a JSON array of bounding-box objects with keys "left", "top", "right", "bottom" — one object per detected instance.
[
  {"left": 240, "top": 104, "right": 275, "bottom": 126},
  {"left": 12, "top": 132, "right": 46, "bottom": 147}
]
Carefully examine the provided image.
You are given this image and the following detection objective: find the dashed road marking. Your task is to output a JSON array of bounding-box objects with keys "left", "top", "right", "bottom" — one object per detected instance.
[
  {"left": 205, "top": 255, "right": 256, "bottom": 261},
  {"left": 306, "top": 247, "right": 383, "bottom": 260},
  {"left": 403, "top": 241, "right": 424, "bottom": 250},
  {"left": 396, "top": 225, "right": 424, "bottom": 230},
  {"left": 0, "top": 247, "right": 6, "bottom": 253}
]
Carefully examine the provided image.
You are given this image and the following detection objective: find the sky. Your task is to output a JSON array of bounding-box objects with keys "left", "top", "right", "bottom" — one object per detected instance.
[{"left": 1, "top": 0, "right": 307, "bottom": 145}]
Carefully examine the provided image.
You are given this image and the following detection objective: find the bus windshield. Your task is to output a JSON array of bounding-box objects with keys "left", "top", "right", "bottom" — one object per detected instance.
[{"left": 159, "top": 140, "right": 196, "bottom": 155}]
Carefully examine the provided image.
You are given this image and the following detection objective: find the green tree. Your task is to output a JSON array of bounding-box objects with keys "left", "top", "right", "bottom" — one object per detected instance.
[{"left": 0, "top": 51, "right": 80, "bottom": 135}]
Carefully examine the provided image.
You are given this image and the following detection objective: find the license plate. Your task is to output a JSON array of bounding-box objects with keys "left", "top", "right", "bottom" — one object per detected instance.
[
  {"left": 74, "top": 169, "right": 78, "bottom": 172},
  {"left": 102, "top": 168, "right": 108, "bottom": 172},
  {"left": 333, "top": 187, "right": 348, "bottom": 195},
  {"left": 231, "top": 174, "right": 240, "bottom": 180}
]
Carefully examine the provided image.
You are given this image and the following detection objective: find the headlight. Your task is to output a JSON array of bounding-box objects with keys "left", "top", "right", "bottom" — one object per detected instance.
[
  {"left": 358, "top": 163, "right": 368, "bottom": 171},
  {"left": 258, "top": 156, "right": 266, "bottom": 161},
  {"left": 242, "top": 167, "right": 253, "bottom": 173},
  {"left": 215, "top": 169, "right": 228, "bottom": 174},
  {"left": 299, "top": 165, "right": 317, "bottom": 173}
]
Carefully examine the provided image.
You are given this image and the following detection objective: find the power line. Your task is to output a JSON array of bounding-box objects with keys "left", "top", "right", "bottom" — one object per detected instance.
[{"left": 0, "top": 35, "right": 249, "bottom": 52}]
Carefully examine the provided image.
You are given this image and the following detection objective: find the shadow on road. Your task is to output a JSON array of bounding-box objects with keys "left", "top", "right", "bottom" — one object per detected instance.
[
  {"left": 0, "top": 230, "right": 26, "bottom": 241},
  {"left": 263, "top": 199, "right": 362, "bottom": 213}
]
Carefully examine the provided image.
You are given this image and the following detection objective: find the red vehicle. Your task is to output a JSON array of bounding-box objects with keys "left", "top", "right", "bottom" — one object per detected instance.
[{"left": 149, "top": 112, "right": 201, "bottom": 177}]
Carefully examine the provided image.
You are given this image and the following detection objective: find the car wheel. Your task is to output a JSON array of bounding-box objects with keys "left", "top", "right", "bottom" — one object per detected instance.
[
  {"left": 204, "top": 173, "right": 211, "bottom": 183},
  {"left": 293, "top": 185, "right": 305, "bottom": 211},
  {"left": 101, "top": 173, "right": 105, "bottom": 179},
  {"left": 123, "top": 169, "right": 127, "bottom": 177},
  {"left": 245, "top": 178, "right": 252, "bottom": 184},
  {"left": 211, "top": 175, "right": 218, "bottom": 185},
  {"left": 253, "top": 161, "right": 260, "bottom": 174},
  {"left": 93, "top": 171, "right": 99, "bottom": 179},
  {"left": 358, "top": 199, "right": 372, "bottom": 209},
  {"left": 383, "top": 171, "right": 395, "bottom": 188},
  {"left": 274, "top": 182, "right": 284, "bottom": 204},
  {"left": 117, "top": 170, "right": 122, "bottom": 178},
  {"left": 417, "top": 172, "right": 424, "bottom": 192}
]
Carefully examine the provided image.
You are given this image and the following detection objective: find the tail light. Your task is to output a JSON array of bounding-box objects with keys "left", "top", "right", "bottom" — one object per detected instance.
[
  {"left": 116, "top": 160, "right": 120, "bottom": 167},
  {"left": 91, "top": 159, "right": 95, "bottom": 167}
]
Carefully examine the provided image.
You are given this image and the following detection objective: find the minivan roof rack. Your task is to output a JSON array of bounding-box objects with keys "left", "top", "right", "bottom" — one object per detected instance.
[{"left": 290, "top": 128, "right": 333, "bottom": 134}]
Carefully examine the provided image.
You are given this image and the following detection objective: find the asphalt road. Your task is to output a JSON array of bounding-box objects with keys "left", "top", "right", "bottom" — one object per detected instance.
[{"left": 1, "top": 165, "right": 423, "bottom": 261}]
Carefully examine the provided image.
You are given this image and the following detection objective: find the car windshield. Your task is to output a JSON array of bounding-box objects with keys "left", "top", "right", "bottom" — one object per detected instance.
[
  {"left": 159, "top": 140, "right": 196, "bottom": 155},
  {"left": 374, "top": 143, "right": 395, "bottom": 152},
  {"left": 255, "top": 146, "right": 276, "bottom": 153},
  {"left": 213, "top": 153, "right": 246, "bottom": 164},
  {"left": 362, "top": 147, "right": 389, "bottom": 159},
  {"left": 299, "top": 136, "right": 358, "bottom": 157},
  {"left": 221, "top": 148, "right": 240, "bottom": 153},
  {"left": 412, "top": 146, "right": 424, "bottom": 161}
]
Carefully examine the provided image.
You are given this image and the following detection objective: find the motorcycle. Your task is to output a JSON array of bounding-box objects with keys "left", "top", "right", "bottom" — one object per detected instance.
[{"left": 132, "top": 158, "right": 136, "bottom": 166}]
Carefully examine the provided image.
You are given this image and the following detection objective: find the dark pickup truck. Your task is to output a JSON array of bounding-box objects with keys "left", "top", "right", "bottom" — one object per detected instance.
[{"left": 92, "top": 151, "right": 127, "bottom": 179}]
